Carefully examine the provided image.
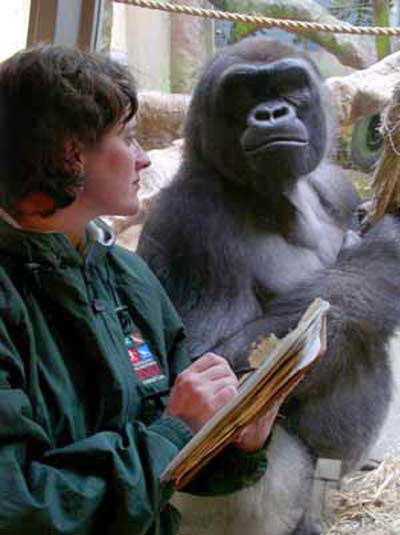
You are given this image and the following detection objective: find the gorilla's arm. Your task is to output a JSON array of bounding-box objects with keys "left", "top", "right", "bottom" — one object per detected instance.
[
  {"left": 214, "top": 217, "right": 400, "bottom": 460},
  {"left": 216, "top": 216, "right": 400, "bottom": 357}
]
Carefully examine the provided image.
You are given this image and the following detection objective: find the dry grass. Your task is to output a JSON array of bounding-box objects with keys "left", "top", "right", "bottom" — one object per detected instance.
[
  {"left": 324, "top": 456, "right": 400, "bottom": 535},
  {"left": 371, "top": 84, "right": 400, "bottom": 222}
]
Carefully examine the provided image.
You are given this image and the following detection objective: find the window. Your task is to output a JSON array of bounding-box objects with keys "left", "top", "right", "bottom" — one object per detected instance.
[
  {"left": 97, "top": 1, "right": 214, "bottom": 94},
  {"left": 0, "top": 0, "right": 31, "bottom": 61}
]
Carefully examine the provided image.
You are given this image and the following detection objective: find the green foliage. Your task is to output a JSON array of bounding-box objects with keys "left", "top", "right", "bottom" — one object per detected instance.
[
  {"left": 231, "top": 21, "right": 256, "bottom": 42},
  {"left": 373, "top": 0, "right": 392, "bottom": 59}
]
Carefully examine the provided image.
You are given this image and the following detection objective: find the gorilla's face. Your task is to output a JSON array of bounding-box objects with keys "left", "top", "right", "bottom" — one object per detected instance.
[{"left": 187, "top": 39, "right": 328, "bottom": 198}]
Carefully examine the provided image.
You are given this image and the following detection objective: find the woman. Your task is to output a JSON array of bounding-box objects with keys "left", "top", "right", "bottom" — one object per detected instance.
[{"left": 0, "top": 45, "right": 276, "bottom": 535}]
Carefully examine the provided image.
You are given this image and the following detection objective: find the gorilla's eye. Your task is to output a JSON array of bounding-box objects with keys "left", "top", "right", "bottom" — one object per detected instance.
[{"left": 280, "top": 87, "right": 311, "bottom": 107}]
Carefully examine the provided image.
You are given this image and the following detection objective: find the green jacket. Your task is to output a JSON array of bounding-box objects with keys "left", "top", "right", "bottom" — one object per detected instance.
[{"left": 0, "top": 218, "right": 267, "bottom": 535}]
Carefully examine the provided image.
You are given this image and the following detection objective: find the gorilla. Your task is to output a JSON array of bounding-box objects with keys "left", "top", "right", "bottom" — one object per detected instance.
[{"left": 138, "top": 37, "right": 400, "bottom": 535}]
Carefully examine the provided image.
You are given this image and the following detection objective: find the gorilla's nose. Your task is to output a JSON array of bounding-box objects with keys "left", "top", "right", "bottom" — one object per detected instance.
[{"left": 249, "top": 102, "right": 295, "bottom": 126}]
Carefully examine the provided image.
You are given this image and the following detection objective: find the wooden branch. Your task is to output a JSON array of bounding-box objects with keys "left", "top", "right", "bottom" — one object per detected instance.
[{"left": 326, "top": 50, "right": 400, "bottom": 125}]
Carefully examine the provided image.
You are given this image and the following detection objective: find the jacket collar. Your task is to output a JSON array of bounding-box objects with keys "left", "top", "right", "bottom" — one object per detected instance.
[{"left": 0, "top": 215, "right": 115, "bottom": 268}]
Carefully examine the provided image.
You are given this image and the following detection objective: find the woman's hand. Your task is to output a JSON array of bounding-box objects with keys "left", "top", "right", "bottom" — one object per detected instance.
[
  {"left": 232, "top": 398, "right": 284, "bottom": 452},
  {"left": 165, "top": 353, "right": 239, "bottom": 433}
]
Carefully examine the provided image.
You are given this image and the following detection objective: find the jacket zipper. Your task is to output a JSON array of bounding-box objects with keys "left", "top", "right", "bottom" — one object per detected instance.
[{"left": 82, "top": 264, "right": 134, "bottom": 423}]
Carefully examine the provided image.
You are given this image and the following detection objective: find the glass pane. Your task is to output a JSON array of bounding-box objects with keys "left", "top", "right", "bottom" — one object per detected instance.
[
  {"left": 96, "top": 0, "right": 399, "bottom": 189},
  {"left": 98, "top": 1, "right": 214, "bottom": 94},
  {"left": 0, "top": 0, "right": 31, "bottom": 62}
]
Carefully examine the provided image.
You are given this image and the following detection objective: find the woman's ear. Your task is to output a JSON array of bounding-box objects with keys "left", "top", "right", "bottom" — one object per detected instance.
[{"left": 64, "top": 139, "right": 85, "bottom": 176}]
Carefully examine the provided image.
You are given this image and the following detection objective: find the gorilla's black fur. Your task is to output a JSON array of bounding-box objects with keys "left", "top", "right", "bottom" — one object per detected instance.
[{"left": 138, "top": 37, "right": 400, "bottom": 535}]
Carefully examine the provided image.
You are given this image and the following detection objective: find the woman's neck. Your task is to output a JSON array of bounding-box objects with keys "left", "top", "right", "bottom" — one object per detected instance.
[
  {"left": 12, "top": 192, "right": 99, "bottom": 247},
  {"left": 15, "top": 204, "right": 92, "bottom": 247},
  {"left": 17, "top": 214, "right": 84, "bottom": 246}
]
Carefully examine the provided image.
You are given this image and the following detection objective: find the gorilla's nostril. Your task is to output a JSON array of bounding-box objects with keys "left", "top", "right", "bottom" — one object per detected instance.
[
  {"left": 254, "top": 107, "right": 289, "bottom": 122},
  {"left": 274, "top": 107, "right": 289, "bottom": 119},
  {"left": 254, "top": 109, "right": 271, "bottom": 121}
]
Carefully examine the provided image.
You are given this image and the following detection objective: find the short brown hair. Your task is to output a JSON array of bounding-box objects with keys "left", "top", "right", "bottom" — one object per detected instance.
[{"left": 0, "top": 45, "right": 138, "bottom": 214}]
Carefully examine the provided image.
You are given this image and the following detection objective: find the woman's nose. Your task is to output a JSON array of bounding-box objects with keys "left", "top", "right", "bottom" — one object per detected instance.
[{"left": 135, "top": 142, "right": 151, "bottom": 172}]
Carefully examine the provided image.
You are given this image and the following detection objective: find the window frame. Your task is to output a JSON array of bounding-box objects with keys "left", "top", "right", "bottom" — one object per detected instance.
[
  {"left": 27, "top": 0, "right": 103, "bottom": 49},
  {"left": 27, "top": 0, "right": 58, "bottom": 46}
]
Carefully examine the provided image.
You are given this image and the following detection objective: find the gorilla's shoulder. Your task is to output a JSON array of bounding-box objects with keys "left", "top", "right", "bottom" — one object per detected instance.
[{"left": 148, "top": 166, "right": 234, "bottom": 229}]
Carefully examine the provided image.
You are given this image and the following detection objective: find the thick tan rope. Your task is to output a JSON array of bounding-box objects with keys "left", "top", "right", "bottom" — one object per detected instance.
[{"left": 114, "top": 0, "right": 400, "bottom": 36}]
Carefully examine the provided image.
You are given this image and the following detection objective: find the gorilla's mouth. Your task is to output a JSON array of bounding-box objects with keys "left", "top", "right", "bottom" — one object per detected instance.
[{"left": 245, "top": 138, "right": 309, "bottom": 154}]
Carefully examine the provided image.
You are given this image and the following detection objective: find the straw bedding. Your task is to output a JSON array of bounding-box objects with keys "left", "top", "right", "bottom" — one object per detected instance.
[{"left": 324, "top": 456, "right": 400, "bottom": 535}]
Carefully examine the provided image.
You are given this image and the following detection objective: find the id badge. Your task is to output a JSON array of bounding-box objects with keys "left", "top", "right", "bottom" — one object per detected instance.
[{"left": 125, "top": 330, "right": 166, "bottom": 385}]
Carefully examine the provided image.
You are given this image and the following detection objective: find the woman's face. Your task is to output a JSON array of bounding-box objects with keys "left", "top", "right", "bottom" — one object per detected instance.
[{"left": 78, "top": 118, "right": 150, "bottom": 218}]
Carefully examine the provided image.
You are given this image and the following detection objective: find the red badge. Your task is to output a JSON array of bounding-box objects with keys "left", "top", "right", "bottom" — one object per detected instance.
[{"left": 128, "top": 347, "right": 141, "bottom": 364}]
